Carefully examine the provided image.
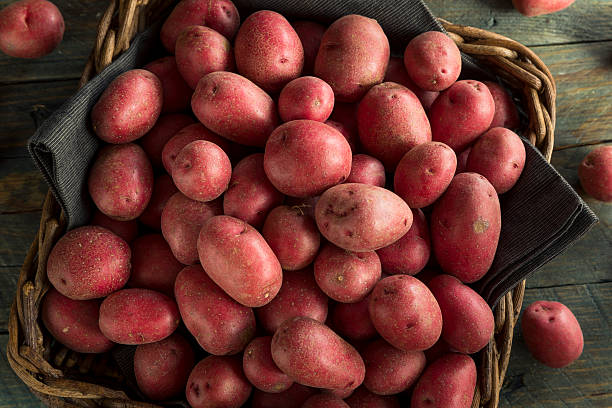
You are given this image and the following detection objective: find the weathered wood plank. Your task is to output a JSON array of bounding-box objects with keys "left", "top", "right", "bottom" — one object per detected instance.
[
  {"left": 501, "top": 282, "right": 612, "bottom": 407},
  {"left": 0, "top": 158, "right": 47, "bottom": 213},
  {"left": 0, "top": 267, "right": 19, "bottom": 333},
  {"left": 0, "top": 0, "right": 108, "bottom": 85},
  {"left": 0, "top": 212, "right": 40, "bottom": 267},
  {"left": 426, "top": 0, "right": 612, "bottom": 46},
  {"left": 0, "top": 335, "right": 44, "bottom": 407}
]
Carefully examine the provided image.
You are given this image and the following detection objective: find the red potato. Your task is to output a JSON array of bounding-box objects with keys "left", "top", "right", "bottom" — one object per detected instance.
[
  {"left": 197, "top": 215, "right": 283, "bottom": 307},
  {"left": 362, "top": 339, "right": 426, "bottom": 395},
  {"left": 368, "top": 275, "right": 442, "bottom": 352},
  {"left": 315, "top": 15, "right": 389, "bottom": 102},
  {"left": 466, "top": 127, "right": 526, "bottom": 194},
  {"left": 171, "top": 140, "right": 231, "bottom": 202},
  {"left": 47, "top": 226, "right": 130, "bottom": 300},
  {"left": 127, "top": 234, "right": 183, "bottom": 297},
  {"left": 292, "top": 20, "right": 326, "bottom": 74},
  {"left": 314, "top": 243, "right": 381, "bottom": 303},
  {"left": 252, "top": 384, "right": 316, "bottom": 408},
  {"left": 302, "top": 395, "right": 350, "bottom": 408},
  {"left": 326, "top": 120, "right": 358, "bottom": 152},
  {"left": 346, "top": 154, "right": 386, "bottom": 187},
  {"left": 91, "top": 69, "right": 162, "bottom": 144},
  {"left": 331, "top": 296, "right": 377, "bottom": 342},
  {"left": 431, "top": 173, "right": 501, "bottom": 283},
  {"left": 455, "top": 147, "right": 472, "bottom": 174},
  {"left": 134, "top": 333, "right": 195, "bottom": 401},
  {"left": 99, "top": 288, "right": 180, "bottom": 345},
  {"left": 256, "top": 267, "right": 328, "bottom": 333},
  {"left": 186, "top": 356, "right": 252, "bottom": 408},
  {"left": 324, "top": 387, "right": 355, "bottom": 399},
  {"left": 271, "top": 317, "right": 365, "bottom": 391},
  {"left": 329, "top": 102, "right": 358, "bottom": 150},
  {"left": 91, "top": 210, "right": 138, "bottom": 243},
  {"left": 243, "top": 336, "right": 293, "bottom": 393},
  {"left": 345, "top": 387, "right": 401, "bottom": 408},
  {"left": 174, "top": 265, "right": 255, "bottom": 355},
  {"left": 315, "top": 183, "right": 412, "bottom": 252},
  {"left": 522, "top": 300, "right": 583, "bottom": 368},
  {"left": 234, "top": 10, "right": 304, "bottom": 93},
  {"left": 264, "top": 120, "right": 352, "bottom": 197},
  {"left": 278, "top": 76, "right": 335, "bottom": 122},
  {"left": 394, "top": 141, "right": 457, "bottom": 208},
  {"left": 139, "top": 174, "right": 179, "bottom": 230},
  {"left": 223, "top": 153, "right": 284, "bottom": 229},
  {"left": 424, "top": 337, "right": 454, "bottom": 363},
  {"left": 162, "top": 123, "right": 230, "bottom": 174},
  {"left": 192, "top": 71, "right": 278, "bottom": 147},
  {"left": 175, "top": 25, "right": 235, "bottom": 89},
  {"left": 357, "top": 82, "right": 431, "bottom": 170},
  {"left": 483, "top": 81, "right": 520, "bottom": 130},
  {"left": 579, "top": 145, "right": 612, "bottom": 202},
  {"left": 160, "top": 0, "right": 240, "bottom": 52},
  {"left": 428, "top": 275, "right": 494, "bottom": 354},
  {"left": 0, "top": 0, "right": 64, "bottom": 58},
  {"left": 262, "top": 205, "right": 320, "bottom": 271},
  {"left": 161, "top": 192, "right": 222, "bottom": 265},
  {"left": 41, "top": 288, "right": 113, "bottom": 353},
  {"left": 384, "top": 56, "right": 439, "bottom": 111},
  {"left": 513, "top": 0, "right": 575, "bottom": 16},
  {"left": 88, "top": 143, "right": 154, "bottom": 221},
  {"left": 139, "top": 113, "right": 195, "bottom": 168},
  {"left": 376, "top": 208, "right": 430, "bottom": 276},
  {"left": 430, "top": 80, "right": 495, "bottom": 152},
  {"left": 404, "top": 31, "right": 461, "bottom": 92},
  {"left": 411, "top": 353, "right": 476, "bottom": 408},
  {"left": 144, "top": 56, "right": 193, "bottom": 113}
]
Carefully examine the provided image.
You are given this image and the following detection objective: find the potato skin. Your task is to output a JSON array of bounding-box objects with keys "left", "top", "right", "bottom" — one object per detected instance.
[
  {"left": 256, "top": 267, "right": 328, "bottom": 333},
  {"left": 579, "top": 145, "right": 612, "bottom": 202},
  {"left": 428, "top": 275, "right": 494, "bottom": 354},
  {"left": 186, "top": 356, "right": 252, "bottom": 408},
  {"left": 91, "top": 210, "right": 138, "bottom": 243},
  {"left": 331, "top": 296, "right": 377, "bottom": 342},
  {"left": 139, "top": 174, "right": 178, "bottom": 230},
  {"left": 271, "top": 317, "right": 365, "bottom": 391},
  {"left": 91, "top": 69, "right": 162, "bottom": 144},
  {"left": 302, "top": 394, "right": 350, "bottom": 408},
  {"left": 483, "top": 81, "right": 520, "bottom": 130},
  {"left": 346, "top": 154, "right": 386, "bottom": 187},
  {"left": 362, "top": 339, "right": 426, "bottom": 395},
  {"left": 431, "top": 172, "right": 501, "bottom": 283},
  {"left": 403, "top": 31, "right": 461, "bottom": 92},
  {"left": 144, "top": 57, "right": 193, "bottom": 113},
  {"left": 99, "top": 288, "right": 180, "bottom": 345},
  {"left": 345, "top": 387, "right": 401, "bottom": 408},
  {"left": 315, "top": 183, "right": 412, "bottom": 252},
  {"left": 160, "top": 0, "right": 240, "bottom": 52},
  {"left": 521, "top": 300, "right": 583, "bottom": 368},
  {"left": 47, "top": 226, "right": 130, "bottom": 300},
  {"left": 243, "top": 336, "right": 293, "bottom": 393},
  {"left": 262, "top": 205, "right": 321, "bottom": 271},
  {"left": 512, "top": 0, "right": 575, "bottom": 16},
  {"left": 384, "top": 57, "right": 439, "bottom": 111},
  {"left": 368, "top": 275, "right": 442, "bottom": 352},
  {"left": 315, "top": 15, "right": 389, "bottom": 102},
  {"left": 357, "top": 82, "right": 432, "bottom": 169},
  {"left": 41, "top": 288, "right": 113, "bottom": 353},
  {"left": 197, "top": 215, "right": 283, "bottom": 307},
  {"left": 174, "top": 265, "right": 255, "bottom": 355},
  {"left": 430, "top": 80, "right": 495, "bottom": 152},
  {"left": 394, "top": 142, "right": 457, "bottom": 209},
  {"left": 234, "top": 10, "right": 304, "bottom": 93},
  {"left": 264, "top": 120, "right": 352, "bottom": 197},
  {"left": 466, "top": 127, "right": 526, "bottom": 194},
  {"left": 329, "top": 102, "right": 359, "bottom": 150},
  {"left": 139, "top": 113, "right": 194, "bottom": 168},
  {"left": 411, "top": 353, "right": 476, "bottom": 408},
  {"left": 161, "top": 192, "right": 222, "bottom": 265},
  {"left": 192, "top": 71, "right": 278, "bottom": 147},
  {"left": 292, "top": 21, "right": 326, "bottom": 74},
  {"left": 0, "top": 0, "right": 64, "bottom": 58},
  {"left": 278, "top": 76, "right": 334, "bottom": 122},
  {"left": 251, "top": 384, "right": 316, "bottom": 408},
  {"left": 134, "top": 333, "right": 195, "bottom": 400},
  {"left": 88, "top": 143, "right": 154, "bottom": 221}
]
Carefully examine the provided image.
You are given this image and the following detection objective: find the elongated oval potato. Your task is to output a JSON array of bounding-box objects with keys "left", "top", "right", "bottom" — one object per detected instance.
[
  {"left": 431, "top": 172, "right": 501, "bottom": 283},
  {"left": 315, "top": 183, "right": 412, "bottom": 252},
  {"left": 197, "top": 215, "right": 282, "bottom": 307},
  {"left": 271, "top": 317, "right": 365, "bottom": 391}
]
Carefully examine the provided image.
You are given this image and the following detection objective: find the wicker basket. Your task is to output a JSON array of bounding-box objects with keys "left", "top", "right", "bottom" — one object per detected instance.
[{"left": 7, "top": 1, "right": 556, "bottom": 407}]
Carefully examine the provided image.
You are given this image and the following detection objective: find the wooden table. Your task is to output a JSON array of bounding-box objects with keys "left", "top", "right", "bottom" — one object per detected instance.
[{"left": 0, "top": 0, "right": 610, "bottom": 406}]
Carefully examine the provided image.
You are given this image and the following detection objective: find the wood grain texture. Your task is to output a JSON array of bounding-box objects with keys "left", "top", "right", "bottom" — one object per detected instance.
[
  {"left": 0, "top": 158, "right": 47, "bottom": 213},
  {"left": 0, "top": 267, "right": 19, "bottom": 333},
  {"left": 0, "top": 335, "right": 44, "bottom": 407},
  {"left": 502, "top": 283, "right": 612, "bottom": 407},
  {"left": 0, "top": 212, "right": 40, "bottom": 267},
  {"left": 426, "top": 0, "right": 612, "bottom": 46}
]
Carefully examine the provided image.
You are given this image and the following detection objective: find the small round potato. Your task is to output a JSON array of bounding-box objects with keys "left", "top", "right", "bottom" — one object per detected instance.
[
  {"left": 292, "top": 20, "right": 326, "bottom": 74},
  {"left": 385, "top": 56, "right": 439, "bottom": 111},
  {"left": 484, "top": 81, "right": 520, "bottom": 130},
  {"left": 186, "top": 356, "right": 252, "bottom": 408},
  {"left": 139, "top": 114, "right": 194, "bottom": 168},
  {"left": 331, "top": 296, "right": 378, "bottom": 342},
  {"left": 345, "top": 154, "right": 386, "bottom": 187},
  {"left": 144, "top": 57, "right": 193, "bottom": 113},
  {"left": 138, "top": 174, "right": 178, "bottom": 230},
  {"left": 243, "top": 336, "right": 293, "bottom": 393},
  {"left": 278, "top": 76, "right": 335, "bottom": 122},
  {"left": 579, "top": 145, "right": 612, "bottom": 202}
]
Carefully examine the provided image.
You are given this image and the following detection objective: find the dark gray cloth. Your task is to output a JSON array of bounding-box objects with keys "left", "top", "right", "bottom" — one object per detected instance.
[{"left": 28, "top": 0, "right": 597, "bottom": 308}]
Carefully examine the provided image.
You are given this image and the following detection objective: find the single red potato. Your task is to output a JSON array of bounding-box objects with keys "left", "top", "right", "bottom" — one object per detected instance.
[
  {"left": 345, "top": 387, "right": 401, "bottom": 408},
  {"left": 302, "top": 395, "right": 350, "bottom": 408},
  {"left": 579, "top": 145, "right": 612, "bottom": 202},
  {"left": 384, "top": 56, "right": 439, "bottom": 111},
  {"left": 331, "top": 296, "right": 378, "bottom": 342},
  {"left": 483, "top": 81, "right": 520, "bottom": 130},
  {"left": 144, "top": 56, "right": 193, "bottom": 113},
  {"left": 243, "top": 336, "right": 293, "bottom": 393},
  {"left": 134, "top": 333, "right": 195, "bottom": 401},
  {"left": 512, "top": 0, "right": 576, "bottom": 16},
  {"left": 139, "top": 174, "right": 179, "bottom": 230},
  {"left": 41, "top": 288, "right": 113, "bottom": 353},
  {"left": 292, "top": 20, "right": 326, "bottom": 74},
  {"left": 139, "top": 113, "right": 195, "bottom": 168},
  {"left": 91, "top": 210, "right": 138, "bottom": 243},
  {"left": 278, "top": 76, "right": 335, "bottom": 122},
  {"left": 0, "top": 0, "right": 64, "bottom": 58},
  {"left": 521, "top": 300, "right": 583, "bottom": 368},
  {"left": 346, "top": 154, "right": 386, "bottom": 187},
  {"left": 47, "top": 226, "right": 130, "bottom": 300},
  {"left": 251, "top": 384, "right": 316, "bottom": 408},
  {"left": 186, "top": 356, "right": 252, "bottom": 408}
]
